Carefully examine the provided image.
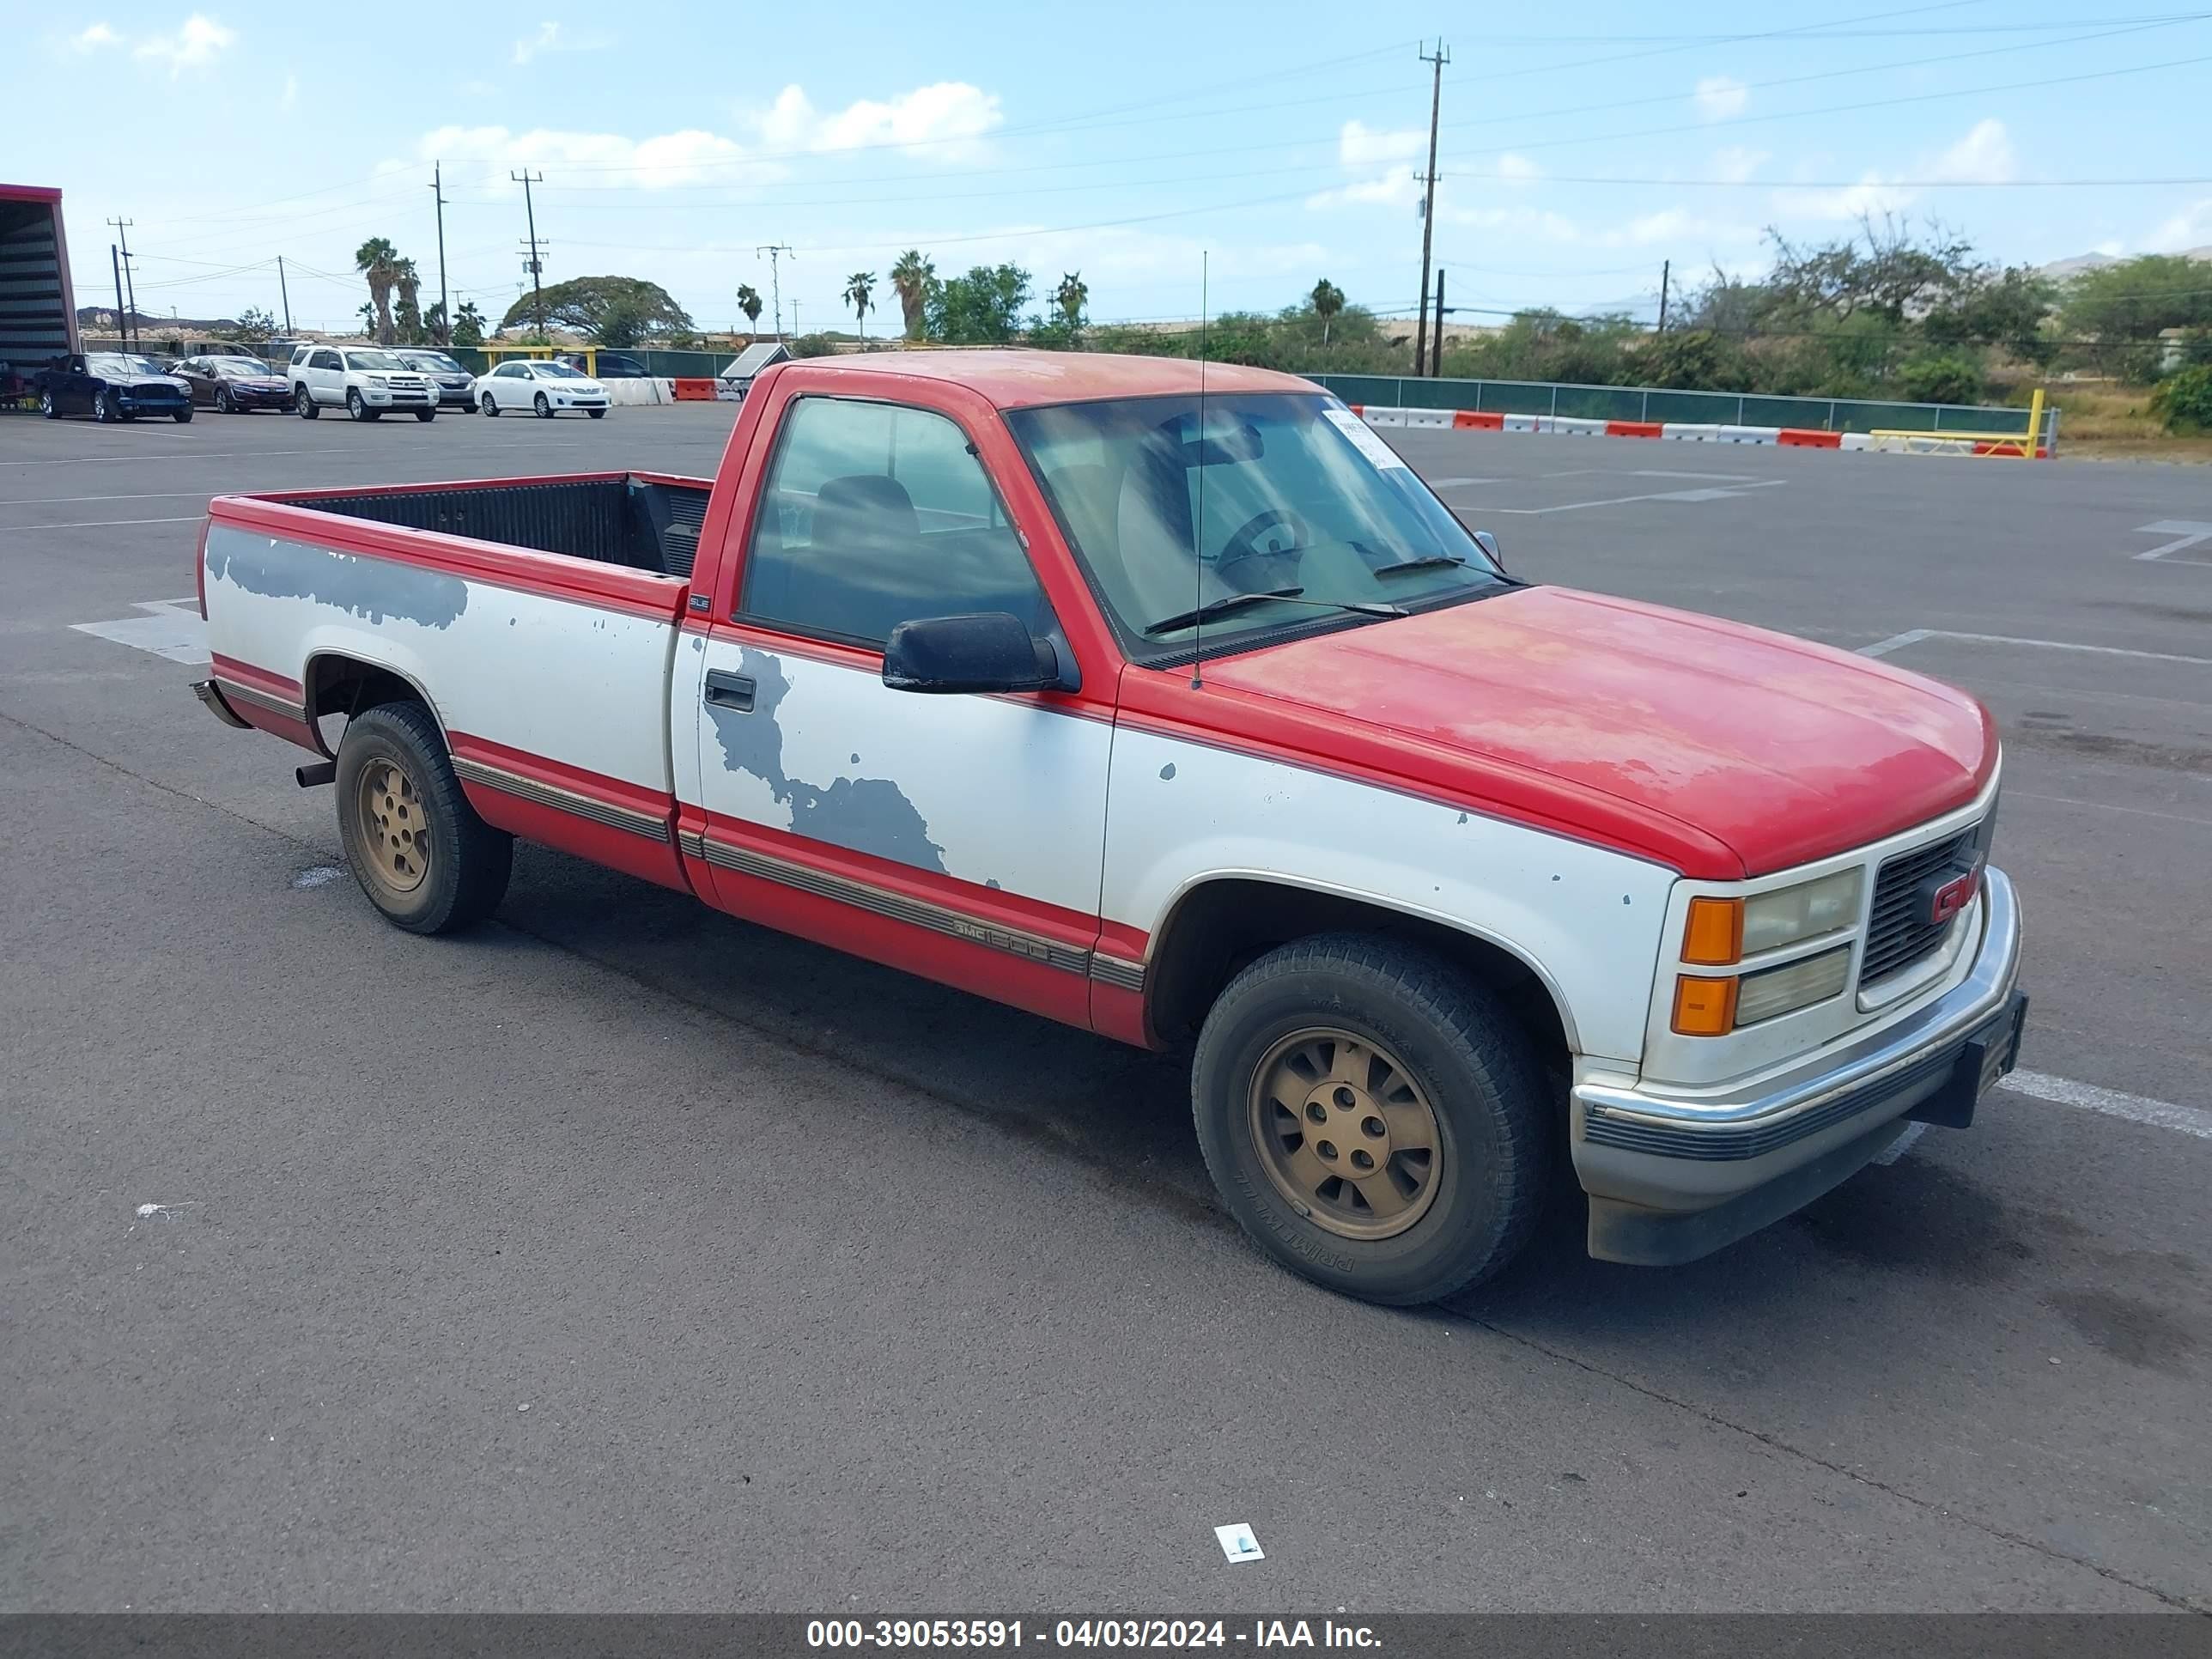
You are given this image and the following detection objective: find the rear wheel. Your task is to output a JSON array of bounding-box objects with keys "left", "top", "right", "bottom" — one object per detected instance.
[
  {"left": 335, "top": 702, "right": 513, "bottom": 935},
  {"left": 1192, "top": 933, "right": 1550, "bottom": 1305},
  {"left": 296, "top": 386, "right": 319, "bottom": 419},
  {"left": 480, "top": 392, "right": 499, "bottom": 416},
  {"left": 533, "top": 392, "right": 552, "bottom": 418}
]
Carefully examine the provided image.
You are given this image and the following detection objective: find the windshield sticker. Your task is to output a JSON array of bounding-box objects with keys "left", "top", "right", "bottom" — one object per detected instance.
[{"left": 1323, "top": 407, "right": 1411, "bottom": 471}]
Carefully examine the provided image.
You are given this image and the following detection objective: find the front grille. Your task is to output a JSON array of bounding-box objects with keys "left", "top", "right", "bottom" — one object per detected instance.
[{"left": 1863, "top": 825, "right": 1978, "bottom": 984}]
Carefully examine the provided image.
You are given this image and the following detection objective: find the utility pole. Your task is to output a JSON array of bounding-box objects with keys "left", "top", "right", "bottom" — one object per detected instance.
[
  {"left": 276, "top": 255, "right": 294, "bottom": 336},
  {"left": 1656, "top": 258, "right": 1670, "bottom": 336},
  {"left": 757, "top": 244, "right": 793, "bottom": 339},
  {"left": 1412, "top": 40, "right": 1448, "bottom": 377},
  {"left": 110, "top": 246, "right": 126, "bottom": 350},
  {"left": 790, "top": 298, "right": 802, "bottom": 337},
  {"left": 1430, "top": 268, "right": 1447, "bottom": 377},
  {"left": 512, "top": 170, "right": 547, "bottom": 337},
  {"left": 428, "top": 162, "right": 450, "bottom": 343},
  {"left": 107, "top": 218, "right": 137, "bottom": 349}
]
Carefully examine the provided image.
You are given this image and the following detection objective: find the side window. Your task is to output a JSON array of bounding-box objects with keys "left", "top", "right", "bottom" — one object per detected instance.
[
  {"left": 496, "top": 362, "right": 524, "bottom": 379},
  {"left": 740, "top": 396, "right": 1048, "bottom": 647},
  {"left": 313, "top": 350, "right": 340, "bottom": 371}
]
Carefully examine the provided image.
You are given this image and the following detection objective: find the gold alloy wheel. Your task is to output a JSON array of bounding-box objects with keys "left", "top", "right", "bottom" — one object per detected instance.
[
  {"left": 1248, "top": 1027, "right": 1443, "bottom": 1240},
  {"left": 356, "top": 757, "right": 432, "bottom": 896}
]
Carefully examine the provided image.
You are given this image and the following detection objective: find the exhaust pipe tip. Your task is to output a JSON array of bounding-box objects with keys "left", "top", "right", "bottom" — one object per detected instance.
[{"left": 295, "top": 760, "right": 337, "bottom": 788}]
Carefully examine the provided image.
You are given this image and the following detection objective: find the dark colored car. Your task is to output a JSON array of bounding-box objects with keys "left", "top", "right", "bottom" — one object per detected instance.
[
  {"left": 559, "top": 350, "right": 647, "bottom": 378},
  {"left": 170, "top": 355, "right": 293, "bottom": 413},
  {"left": 393, "top": 349, "right": 478, "bottom": 407},
  {"left": 37, "top": 352, "right": 193, "bottom": 422}
]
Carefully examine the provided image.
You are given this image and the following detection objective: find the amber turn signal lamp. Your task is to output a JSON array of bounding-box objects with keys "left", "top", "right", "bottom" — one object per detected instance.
[
  {"left": 1671, "top": 975, "right": 1740, "bottom": 1036},
  {"left": 1682, "top": 896, "right": 1744, "bottom": 966}
]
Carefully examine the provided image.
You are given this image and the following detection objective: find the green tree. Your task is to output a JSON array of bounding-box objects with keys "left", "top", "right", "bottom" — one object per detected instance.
[
  {"left": 392, "top": 258, "right": 423, "bottom": 345},
  {"left": 2061, "top": 253, "right": 2212, "bottom": 343},
  {"left": 234, "top": 305, "right": 276, "bottom": 343},
  {"left": 451, "top": 301, "right": 486, "bottom": 348},
  {"left": 1638, "top": 327, "right": 1751, "bottom": 392},
  {"left": 927, "top": 264, "right": 1030, "bottom": 344},
  {"left": 1897, "top": 353, "right": 1984, "bottom": 404},
  {"left": 1923, "top": 265, "right": 2057, "bottom": 368},
  {"left": 890, "top": 250, "right": 936, "bottom": 341},
  {"left": 355, "top": 300, "right": 380, "bottom": 340},
  {"left": 843, "top": 270, "right": 876, "bottom": 339},
  {"left": 2152, "top": 363, "right": 2212, "bottom": 432},
  {"left": 788, "top": 331, "right": 837, "bottom": 359},
  {"left": 497, "top": 275, "right": 694, "bottom": 338},
  {"left": 1054, "top": 271, "right": 1088, "bottom": 330},
  {"left": 1310, "top": 277, "right": 1345, "bottom": 345},
  {"left": 735, "top": 283, "right": 763, "bottom": 337},
  {"left": 354, "top": 237, "right": 402, "bottom": 345}
]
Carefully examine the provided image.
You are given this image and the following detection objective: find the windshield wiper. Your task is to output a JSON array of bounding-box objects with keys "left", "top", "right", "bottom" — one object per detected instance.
[
  {"left": 1372, "top": 554, "right": 1468, "bottom": 575},
  {"left": 1142, "top": 587, "right": 1404, "bottom": 637}
]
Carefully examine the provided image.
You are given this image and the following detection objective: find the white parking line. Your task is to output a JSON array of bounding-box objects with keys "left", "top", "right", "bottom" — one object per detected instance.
[
  {"left": 2002, "top": 1070, "right": 2212, "bottom": 1140},
  {"left": 1860, "top": 629, "right": 2212, "bottom": 667},
  {"left": 2130, "top": 519, "right": 2212, "bottom": 562},
  {"left": 1465, "top": 480, "right": 1787, "bottom": 516},
  {"left": 3, "top": 515, "right": 203, "bottom": 532}
]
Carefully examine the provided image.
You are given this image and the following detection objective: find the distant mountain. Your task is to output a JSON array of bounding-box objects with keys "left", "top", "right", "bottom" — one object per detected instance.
[{"left": 2039, "top": 246, "right": 2212, "bottom": 279}]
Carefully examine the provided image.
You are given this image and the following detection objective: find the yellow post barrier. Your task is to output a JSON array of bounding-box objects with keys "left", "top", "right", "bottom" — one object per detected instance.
[{"left": 2025, "top": 386, "right": 2045, "bottom": 461}]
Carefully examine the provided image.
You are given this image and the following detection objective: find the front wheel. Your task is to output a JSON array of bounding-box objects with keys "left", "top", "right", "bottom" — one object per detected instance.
[
  {"left": 335, "top": 702, "right": 514, "bottom": 935},
  {"left": 533, "top": 392, "right": 551, "bottom": 418},
  {"left": 414, "top": 408, "right": 436, "bottom": 422},
  {"left": 1192, "top": 933, "right": 1550, "bottom": 1306},
  {"left": 216, "top": 386, "right": 234, "bottom": 413},
  {"left": 296, "top": 386, "right": 319, "bottom": 419},
  {"left": 40, "top": 389, "right": 58, "bottom": 419},
  {"left": 346, "top": 388, "right": 378, "bottom": 422},
  {"left": 173, "top": 404, "right": 193, "bottom": 423},
  {"left": 480, "top": 392, "right": 499, "bottom": 416},
  {"left": 586, "top": 407, "right": 605, "bottom": 419},
  {"left": 92, "top": 389, "right": 115, "bottom": 422}
]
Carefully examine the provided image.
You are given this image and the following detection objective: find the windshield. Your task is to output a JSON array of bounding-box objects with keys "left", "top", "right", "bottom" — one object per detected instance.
[
  {"left": 399, "top": 351, "right": 462, "bottom": 373},
  {"left": 212, "top": 358, "right": 268, "bottom": 378},
  {"left": 535, "top": 361, "right": 586, "bottom": 379},
  {"left": 1006, "top": 392, "right": 1507, "bottom": 658},
  {"left": 345, "top": 349, "right": 404, "bottom": 371},
  {"left": 96, "top": 355, "right": 168, "bottom": 377}
]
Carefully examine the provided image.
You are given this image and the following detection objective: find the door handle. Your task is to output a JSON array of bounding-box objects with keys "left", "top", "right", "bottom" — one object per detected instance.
[{"left": 704, "top": 669, "right": 755, "bottom": 712}]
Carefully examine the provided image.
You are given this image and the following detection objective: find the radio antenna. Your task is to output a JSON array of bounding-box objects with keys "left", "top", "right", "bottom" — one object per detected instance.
[{"left": 1189, "top": 252, "right": 1209, "bottom": 690}]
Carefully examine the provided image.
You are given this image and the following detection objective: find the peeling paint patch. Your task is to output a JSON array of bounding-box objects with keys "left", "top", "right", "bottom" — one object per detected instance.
[
  {"left": 205, "top": 527, "right": 467, "bottom": 629},
  {"left": 1456, "top": 812, "right": 1468, "bottom": 824},
  {"left": 708, "top": 648, "right": 947, "bottom": 873},
  {"left": 1158, "top": 763, "right": 1177, "bottom": 781}
]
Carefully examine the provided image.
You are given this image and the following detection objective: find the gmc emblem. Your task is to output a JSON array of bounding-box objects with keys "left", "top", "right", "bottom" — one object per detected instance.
[{"left": 1917, "top": 860, "right": 1984, "bottom": 927}]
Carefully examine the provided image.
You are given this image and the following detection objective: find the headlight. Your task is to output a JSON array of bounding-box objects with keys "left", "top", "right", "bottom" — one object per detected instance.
[
  {"left": 1735, "top": 945, "right": 1852, "bottom": 1025},
  {"left": 368, "top": 374, "right": 389, "bottom": 386},
  {"left": 1671, "top": 870, "right": 1866, "bottom": 1036},
  {"left": 1743, "top": 869, "right": 1863, "bottom": 954}
]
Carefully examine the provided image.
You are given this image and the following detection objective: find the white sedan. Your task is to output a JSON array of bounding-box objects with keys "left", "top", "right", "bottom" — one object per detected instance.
[{"left": 477, "top": 359, "right": 610, "bottom": 418}]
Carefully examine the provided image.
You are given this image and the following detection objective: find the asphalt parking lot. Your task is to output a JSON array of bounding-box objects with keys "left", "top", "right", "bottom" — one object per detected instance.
[{"left": 4, "top": 404, "right": 2209, "bottom": 1613}]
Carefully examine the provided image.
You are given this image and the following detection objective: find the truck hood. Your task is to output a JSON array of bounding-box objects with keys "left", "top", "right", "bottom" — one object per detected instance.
[{"left": 1196, "top": 585, "right": 1996, "bottom": 878}]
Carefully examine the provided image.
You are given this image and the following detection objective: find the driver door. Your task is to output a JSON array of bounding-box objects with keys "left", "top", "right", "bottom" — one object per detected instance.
[{"left": 684, "top": 390, "right": 1111, "bottom": 1029}]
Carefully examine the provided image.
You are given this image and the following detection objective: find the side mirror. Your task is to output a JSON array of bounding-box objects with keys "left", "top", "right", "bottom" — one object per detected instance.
[
  {"left": 883, "top": 611, "right": 1067, "bottom": 696},
  {"left": 1450, "top": 514, "right": 1505, "bottom": 573}
]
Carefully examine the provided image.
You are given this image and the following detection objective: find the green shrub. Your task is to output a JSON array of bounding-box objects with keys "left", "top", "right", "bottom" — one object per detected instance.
[
  {"left": 1897, "top": 354, "right": 1984, "bottom": 405},
  {"left": 787, "top": 332, "right": 836, "bottom": 359},
  {"left": 2151, "top": 364, "right": 2212, "bottom": 433}
]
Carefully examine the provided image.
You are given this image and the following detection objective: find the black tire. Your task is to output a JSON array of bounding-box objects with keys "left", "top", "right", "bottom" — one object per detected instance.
[
  {"left": 1191, "top": 933, "right": 1550, "bottom": 1306},
  {"left": 93, "top": 388, "right": 115, "bottom": 422},
  {"left": 216, "top": 386, "right": 234, "bottom": 413},
  {"left": 173, "top": 404, "right": 193, "bottom": 423},
  {"left": 480, "top": 392, "right": 499, "bottom": 416},
  {"left": 40, "top": 389, "right": 58, "bottom": 419},
  {"left": 296, "top": 386, "right": 319, "bottom": 419},
  {"left": 335, "top": 702, "right": 513, "bottom": 935},
  {"left": 586, "top": 407, "right": 605, "bottom": 419},
  {"left": 414, "top": 408, "right": 436, "bottom": 422},
  {"left": 533, "top": 392, "right": 552, "bottom": 418},
  {"left": 346, "top": 388, "right": 374, "bottom": 422}
]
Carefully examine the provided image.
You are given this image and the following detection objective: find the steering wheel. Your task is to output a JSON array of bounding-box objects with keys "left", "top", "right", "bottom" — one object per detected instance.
[{"left": 1216, "top": 509, "right": 1312, "bottom": 588}]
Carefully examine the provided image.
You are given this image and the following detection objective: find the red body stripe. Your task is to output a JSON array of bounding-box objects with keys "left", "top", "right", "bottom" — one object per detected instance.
[{"left": 210, "top": 653, "right": 303, "bottom": 702}]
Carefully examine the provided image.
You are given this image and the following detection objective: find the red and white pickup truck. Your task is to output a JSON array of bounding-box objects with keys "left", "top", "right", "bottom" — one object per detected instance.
[{"left": 192, "top": 351, "right": 2026, "bottom": 1304}]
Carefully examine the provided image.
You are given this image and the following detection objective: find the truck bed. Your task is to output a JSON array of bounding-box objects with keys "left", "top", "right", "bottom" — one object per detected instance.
[{"left": 258, "top": 472, "right": 713, "bottom": 578}]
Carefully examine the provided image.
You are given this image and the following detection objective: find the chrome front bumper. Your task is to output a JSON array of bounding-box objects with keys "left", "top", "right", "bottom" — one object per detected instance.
[{"left": 1574, "top": 866, "right": 2025, "bottom": 1265}]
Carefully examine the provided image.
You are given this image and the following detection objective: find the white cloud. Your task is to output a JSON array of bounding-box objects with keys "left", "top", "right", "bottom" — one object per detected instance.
[
  {"left": 2148, "top": 198, "right": 2212, "bottom": 251},
  {"left": 1306, "top": 164, "right": 1422, "bottom": 212},
  {"left": 752, "top": 82, "right": 1004, "bottom": 163},
  {"left": 2094, "top": 239, "right": 2126, "bottom": 258},
  {"left": 133, "top": 14, "right": 235, "bottom": 74},
  {"left": 1931, "top": 118, "right": 2016, "bottom": 185},
  {"left": 1338, "top": 119, "right": 1425, "bottom": 168},
  {"left": 416, "top": 124, "right": 772, "bottom": 191},
  {"left": 1495, "top": 153, "right": 1542, "bottom": 188},
  {"left": 512, "top": 21, "right": 610, "bottom": 64},
  {"left": 1693, "top": 76, "right": 1748, "bottom": 123},
  {"left": 1710, "top": 145, "right": 1767, "bottom": 184},
  {"left": 67, "top": 21, "right": 120, "bottom": 51}
]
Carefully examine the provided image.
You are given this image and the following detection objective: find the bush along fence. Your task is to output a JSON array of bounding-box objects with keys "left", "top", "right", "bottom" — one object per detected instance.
[{"left": 1310, "top": 374, "right": 2057, "bottom": 456}]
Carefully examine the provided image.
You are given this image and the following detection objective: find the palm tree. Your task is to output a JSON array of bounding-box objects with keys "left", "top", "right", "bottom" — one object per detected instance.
[
  {"left": 890, "top": 250, "right": 933, "bottom": 342},
  {"left": 392, "top": 258, "right": 422, "bottom": 345},
  {"left": 843, "top": 270, "right": 875, "bottom": 340},
  {"left": 1054, "top": 271, "right": 1088, "bottom": 330},
  {"left": 355, "top": 237, "right": 402, "bottom": 345},
  {"left": 1310, "top": 277, "right": 1345, "bottom": 347},
  {"left": 735, "top": 283, "right": 763, "bottom": 339}
]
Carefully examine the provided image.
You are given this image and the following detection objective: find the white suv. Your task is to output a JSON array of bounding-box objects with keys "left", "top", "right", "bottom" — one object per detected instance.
[{"left": 289, "top": 344, "right": 438, "bottom": 422}]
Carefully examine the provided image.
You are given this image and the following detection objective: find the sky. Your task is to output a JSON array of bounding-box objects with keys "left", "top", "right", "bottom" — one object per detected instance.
[{"left": 15, "top": 1, "right": 2212, "bottom": 337}]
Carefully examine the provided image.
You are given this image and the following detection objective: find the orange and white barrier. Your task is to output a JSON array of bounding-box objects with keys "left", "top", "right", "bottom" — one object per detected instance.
[{"left": 1346, "top": 404, "right": 2045, "bottom": 458}]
